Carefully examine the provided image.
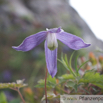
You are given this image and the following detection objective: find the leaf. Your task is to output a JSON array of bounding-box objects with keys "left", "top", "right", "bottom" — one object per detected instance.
[
  {"left": 58, "top": 53, "right": 76, "bottom": 77},
  {"left": 35, "top": 79, "right": 45, "bottom": 88},
  {"left": 9, "top": 99, "right": 21, "bottom": 103},
  {"left": 59, "top": 74, "right": 75, "bottom": 80},
  {"left": 66, "top": 81, "right": 75, "bottom": 87},
  {"left": 47, "top": 75, "right": 56, "bottom": 84},
  {"left": 0, "top": 92, "right": 7, "bottom": 103},
  {"left": 79, "top": 71, "right": 103, "bottom": 89},
  {"left": 0, "top": 79, "right": 27, "bottom": 89},
  {"left": 35, "top": 75, "right": 57, "bottom": 88},
  {"left": 69, "top": 51, "right": 75, "bottom": 69},
  {"left": 75, "top": 54, "right": 79, "bottom": 75},
  {"left": 58, "top": 74, "right": 75, "bottom": 83},
  {"left": 47, "top": 75, "right": 57, "bottom": 88},
  {"left": 65, "top": 81, "right": 78, "bottom": 92},
  {"left": 64, "top": 54, "right": 69, "bottom": 67},
  {"left": 73, "top": 84, "right": 78, "bottom": 92},
  {"left": 80, "top": 88, "right": 90, "bottom": 94},
  {"left": 41, "top": 91, "right": 60, "bottom": 101},
  {"left": 58, "top": 54, "right": 71, "bottom": 72},
  {"left": 78, "top": 60, "right": 89, "bottom": 70},
  {"left": 57, "top": 58, "right": 69, "bottom": 72}
]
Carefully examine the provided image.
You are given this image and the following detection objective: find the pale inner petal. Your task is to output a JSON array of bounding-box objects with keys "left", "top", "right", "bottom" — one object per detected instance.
[{"left": 46, "top": 33, "right": 58, "bottom": 50}]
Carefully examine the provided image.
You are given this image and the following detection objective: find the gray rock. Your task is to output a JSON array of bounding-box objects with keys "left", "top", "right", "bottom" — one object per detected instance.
[{"left": 0, "top": 0, "right": 102, "bottom": 51}]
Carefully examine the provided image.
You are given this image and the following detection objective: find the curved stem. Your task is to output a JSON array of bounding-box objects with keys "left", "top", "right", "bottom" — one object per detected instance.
[
  {"left": 10, "top": 88, "right": 26, "bottom": 103},
  {"left": 45, "top": 67, "right": 48, "bottom": 103},
  {"left": 17, "top": 88, "right": 26, "bottom": 103}
]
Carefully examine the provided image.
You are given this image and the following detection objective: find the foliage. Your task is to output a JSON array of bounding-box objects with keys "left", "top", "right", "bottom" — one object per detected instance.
[
  {"left": 0, "top": 92, "right": 7, "bottom": 103},
  {"left": 0, "top": 80, "right": 27, "bottom": 89},
  {"left": 35, "top": 75, "right": 56, "bottom": 88},
  {"left": 1, "top": 35, "right": 103, "bottom": 103},
  {"left": 80, "top": 71, "right": 103, "bottom": 89},
  {"left": 34, "top": 52, "right": 103, "bottom": 102}
]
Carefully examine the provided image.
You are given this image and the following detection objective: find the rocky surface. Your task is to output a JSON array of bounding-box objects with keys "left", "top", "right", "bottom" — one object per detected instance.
[{"left": 0, "top": 0, "right": 103, "bottom": 51}]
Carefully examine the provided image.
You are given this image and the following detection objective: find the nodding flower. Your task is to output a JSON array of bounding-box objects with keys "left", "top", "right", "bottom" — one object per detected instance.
[{"left": 12, "top": 27, "right": 90, "bottom": 78}]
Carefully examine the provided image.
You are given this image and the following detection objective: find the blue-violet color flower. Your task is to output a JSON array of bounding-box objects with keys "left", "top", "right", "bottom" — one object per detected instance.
[{"left": 12, "top": 27, "right": 90, "bottom": 77}]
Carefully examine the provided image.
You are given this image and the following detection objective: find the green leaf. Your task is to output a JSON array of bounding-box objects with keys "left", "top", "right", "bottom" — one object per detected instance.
[
  {"left": 65, "top": 81, "right": 78, "bottom": 92},
  {"left": 41, "top": 91, "right": 60, "bottom": 101},
  {"left": 80, "top": 88, "right": 90, "bottom": 94},
  {"left": 75, "top": 55, "right": 79, "bottom": 75},
  {"left": 47, "top": 75, "right": 56, "bottom": 84},
  {"left": 58, "top": 58, "right": 71, "bottom": 74},
  {"left": 35, "top": 75, "right": 56, "bottom": 88},
  {"left": 47, "top": 75, "right": 57, "bottom": 88},
  {"left": 35, "top": 79, "right": 45, "bottom": 88},
  {"left": 9, "top": 99, "right": 21, "bottom": 103},
  {"left": 64, "top": 54, "right": 69, "bottom": 67},
  {"left": 58, "top": 53, "right": 76, "bottom": 77},
  {"left": 79, "top": 71, "right": 103, "bottom": 89},
  {"left": 78, "top": 60, "right": 89, "bottom": 70},
  {"left": 0, "top": 79, "right": 27, "bottom": 89},
  {"left": 66, "top": 81, "right": 75, "bottom": 87},
  {"left": 73, "top": 84, "right": 78, "bottom": 92},
  {"left": 59, "top": 74, "right": 75, "bottom": 80},
  {"left": 69, "top": 51, "right": 75, "bottom": 69},
  {"left": 58, "top": 74, "right": 75, "bottom": 83},
  {"left": 0, "top": 92, "right": 7, "bottom": 103}
]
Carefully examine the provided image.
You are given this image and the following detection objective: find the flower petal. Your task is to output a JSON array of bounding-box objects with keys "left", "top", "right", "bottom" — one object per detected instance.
[
  {"left": 12, "top": 31, "right": 47, "bottom": 51},
  {"left": 56, "top": 32, "right": 91, "bottom": 50},
  {"left": 45, "top": 41, "right": 57, "bottom": 78}
]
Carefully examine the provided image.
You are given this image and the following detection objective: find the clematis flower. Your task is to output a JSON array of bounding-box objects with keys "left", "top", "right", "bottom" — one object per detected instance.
[{"left": 12, "top": 27, "right": 90, "bottom": 77}]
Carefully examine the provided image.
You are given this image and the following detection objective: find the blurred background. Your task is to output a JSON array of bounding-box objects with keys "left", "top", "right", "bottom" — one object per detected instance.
[
  {"left": 0, "top": 0, "right": 103, "bottom": 102},
  {"left": 70, "top": 0, "right": 103, "bottom": 40}
]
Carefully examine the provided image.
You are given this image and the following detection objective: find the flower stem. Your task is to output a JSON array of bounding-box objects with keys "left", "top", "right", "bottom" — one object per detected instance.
[
  {"left": 45, "top": 67, "right": 48, "bottom": 103},
  {"left": 17, "top": 88, "right": 26, "bottom": 103},
  {"left": 10, "top": 88, "right": 26, "bottom": 103}
]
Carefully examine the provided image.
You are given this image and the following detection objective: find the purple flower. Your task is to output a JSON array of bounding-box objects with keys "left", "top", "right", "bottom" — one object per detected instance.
[{"left": 12, "top": 27, "right": 90, "bottom": 78}]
